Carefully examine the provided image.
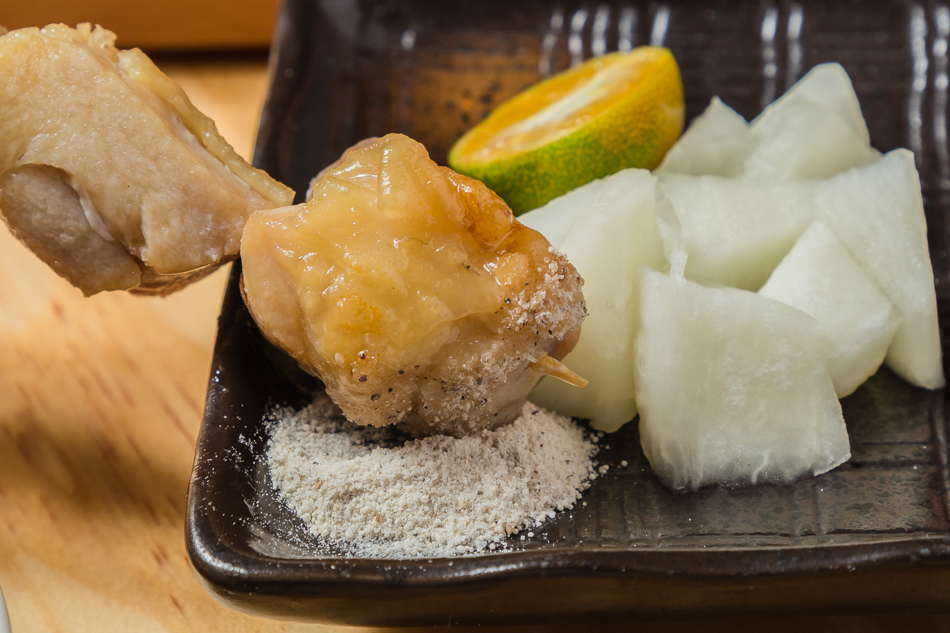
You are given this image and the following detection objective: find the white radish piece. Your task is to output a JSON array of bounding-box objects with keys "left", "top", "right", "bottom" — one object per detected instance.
[
  {"left": 635, "top": 268, "right": 850, "bottom": 491},
  {"left": 657, "top": 97, "right": 750, "bottom": 177},
  {"left": 516, "top": 176, "right": 605, "bottom": 245},
  {"left": 813, "top": 149, "right": 945, "bottom": 390},
  {"left": 759, "top": 221, "right": 901, "bottom": 397},
  {"left": 658, "top": 173, "right": 815, "bottom": 290},
  {"left": 520, "top": 169, "right": 671, "bottom": 432},
  {"left": 761, "top": 62, "right": 870, "bottom": 141},
  {"left": 658, "top": 63, "right": 878, "bottom": 182},
  {"left": 741, "top": 99, "right": 879, "bottom": 181},
  {"left": 742, "top": 64, "right": 878, "bottom": 180}
]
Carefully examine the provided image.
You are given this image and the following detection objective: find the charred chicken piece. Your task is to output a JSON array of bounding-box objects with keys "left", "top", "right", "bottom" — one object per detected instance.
[
  {"left": 241, "top": 134, "right": 587, "bottom": 435},
  {"left": 0, "top": 24, "right": 293, "bottom": 295}
]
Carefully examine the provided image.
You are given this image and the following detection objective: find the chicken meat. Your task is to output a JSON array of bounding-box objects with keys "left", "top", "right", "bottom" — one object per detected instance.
[
  {"left": 0, "top": 23, "right": 293, "bottom": 295},
  {"left": 241, "top": 134, "right": 587, "bottom": 435}
]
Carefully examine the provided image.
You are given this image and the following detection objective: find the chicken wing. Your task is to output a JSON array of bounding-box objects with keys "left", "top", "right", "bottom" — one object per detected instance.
[{"left": 0, "top": 24, "right": 293, "bottom": 295}]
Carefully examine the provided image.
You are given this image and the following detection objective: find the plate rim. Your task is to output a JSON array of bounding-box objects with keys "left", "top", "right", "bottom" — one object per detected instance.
[{"left": 185, "top": 0, "right": 950, "bottom": 622}]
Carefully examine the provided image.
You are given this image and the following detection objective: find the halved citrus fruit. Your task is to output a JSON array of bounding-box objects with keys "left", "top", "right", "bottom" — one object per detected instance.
[{"left": 448, "top": 47, "right": 684, "bottom": 214}]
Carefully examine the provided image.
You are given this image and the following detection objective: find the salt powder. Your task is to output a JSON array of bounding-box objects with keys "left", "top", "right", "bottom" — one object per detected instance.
[{"left": 265, "top": 393, "right": 599, "bottom": 559}]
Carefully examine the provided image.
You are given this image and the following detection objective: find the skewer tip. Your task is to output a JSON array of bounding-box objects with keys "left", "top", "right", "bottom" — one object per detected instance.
[{"left": 532, "top": 353, "right": 588, "bottom": 388}]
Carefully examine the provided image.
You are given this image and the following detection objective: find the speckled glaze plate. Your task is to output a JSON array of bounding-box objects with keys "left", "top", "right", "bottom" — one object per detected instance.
[{"left": 186, "top": 0, "right": 950, "bottom": 625}]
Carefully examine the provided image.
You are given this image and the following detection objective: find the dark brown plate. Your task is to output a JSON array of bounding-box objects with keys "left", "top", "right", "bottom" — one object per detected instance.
[{"left": 186, "top": 0, "right": 950, "bottom": 625}]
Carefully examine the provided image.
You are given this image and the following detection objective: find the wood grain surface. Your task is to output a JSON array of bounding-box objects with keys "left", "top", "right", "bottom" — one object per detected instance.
[{"left": 1, "top": 52, "right": 949, "bottom": 633}]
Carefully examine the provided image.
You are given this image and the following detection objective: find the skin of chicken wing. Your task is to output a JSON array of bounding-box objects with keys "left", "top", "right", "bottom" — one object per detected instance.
[{"left": 0, "top": 23, "right": 293, "bottom": 296}]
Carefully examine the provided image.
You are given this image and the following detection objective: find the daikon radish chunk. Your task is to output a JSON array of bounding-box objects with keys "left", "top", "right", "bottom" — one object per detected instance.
[
  {"left": 658, "top": 64, "right": 878, "bottom": 182},
  {"left": 658, "top": 173, "right": 815, "bottom": 290},
  {"left": 520, "top": 169, "right": 672, "bottom": 432},
  {"left": 635, "top": 268, "right": 850, "bottom": 491},
  {"left": 759, "top": 221, "right": 901, "bottom": 397},
  {"left": 813, "top": 149, "right": 945, "bottom": 390}
]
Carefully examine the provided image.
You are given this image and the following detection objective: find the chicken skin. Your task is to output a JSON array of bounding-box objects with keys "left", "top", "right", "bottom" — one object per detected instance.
[
  {"left": 0, "top": 24, "right": 293, "bottom": 295},
  {"left": 241, "top": 134, "right": 587, "bottom": 435}
]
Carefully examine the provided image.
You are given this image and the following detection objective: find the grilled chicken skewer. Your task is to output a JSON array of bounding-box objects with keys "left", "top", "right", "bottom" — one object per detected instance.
[{"left": 241, "top": 134, "right": 587, "bottom": 435}]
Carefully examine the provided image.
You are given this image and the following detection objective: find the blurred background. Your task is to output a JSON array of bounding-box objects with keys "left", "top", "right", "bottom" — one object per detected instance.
[
  {"left": 1, "top": 0, "right": 281, "bottom": 50},
  {"left": 0, "top": 1, "right": 282, "bottom": 159}
]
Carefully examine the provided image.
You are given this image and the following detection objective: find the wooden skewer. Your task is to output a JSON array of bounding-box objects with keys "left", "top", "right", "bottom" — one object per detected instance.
[{"left": 532, "top": 353, "right": 588, "bottom": 388}]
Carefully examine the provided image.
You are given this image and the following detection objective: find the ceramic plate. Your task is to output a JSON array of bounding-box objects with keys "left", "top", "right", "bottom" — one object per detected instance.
[{"left": 186, "top": 0, "right": 950, "bottom": 625}]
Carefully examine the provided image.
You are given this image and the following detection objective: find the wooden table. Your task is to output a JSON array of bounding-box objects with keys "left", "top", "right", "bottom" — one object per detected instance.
[
  {"left": 1, "top": 53, "right": 949, "bottom": 633},
  {"left": 1, "top": 1, "right": 281, "bottom": 50}
]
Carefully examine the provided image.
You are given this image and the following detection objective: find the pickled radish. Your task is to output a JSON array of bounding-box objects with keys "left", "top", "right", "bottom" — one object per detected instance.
[
  {"left": 506, "top": 59, "right": 942, "bottom": 497},
  {"left": 658, "top": 173, "right": 815, "bottom": 290},
  {"left": 759, "top": 221, "right": 901, "bottom": 397},
  {"left": 655, "top": 97, "right": 749, "bottom": 177},
  {"left": 520, "top": 169, "right": 672, "bottom": 432},
  {"left": 813, "top": 150, "right": 945, "bottom": 390},
  {"left": 629, "top": 66, "right": 943, "bottom": 491},
  {"left": 659, "top": 63, "right": 878, "bottom": 181},
  {"left": 635, "top": 268, "right": 850, "bottom": 491}
]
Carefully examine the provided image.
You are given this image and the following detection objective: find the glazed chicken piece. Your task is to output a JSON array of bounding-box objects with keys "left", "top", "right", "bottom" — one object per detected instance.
[
  {"left": 241, "top": 134, "right": 587, "bottom": 435},
  {"left": 0, "top": 24, "right": 293, "bottom": 295}
]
